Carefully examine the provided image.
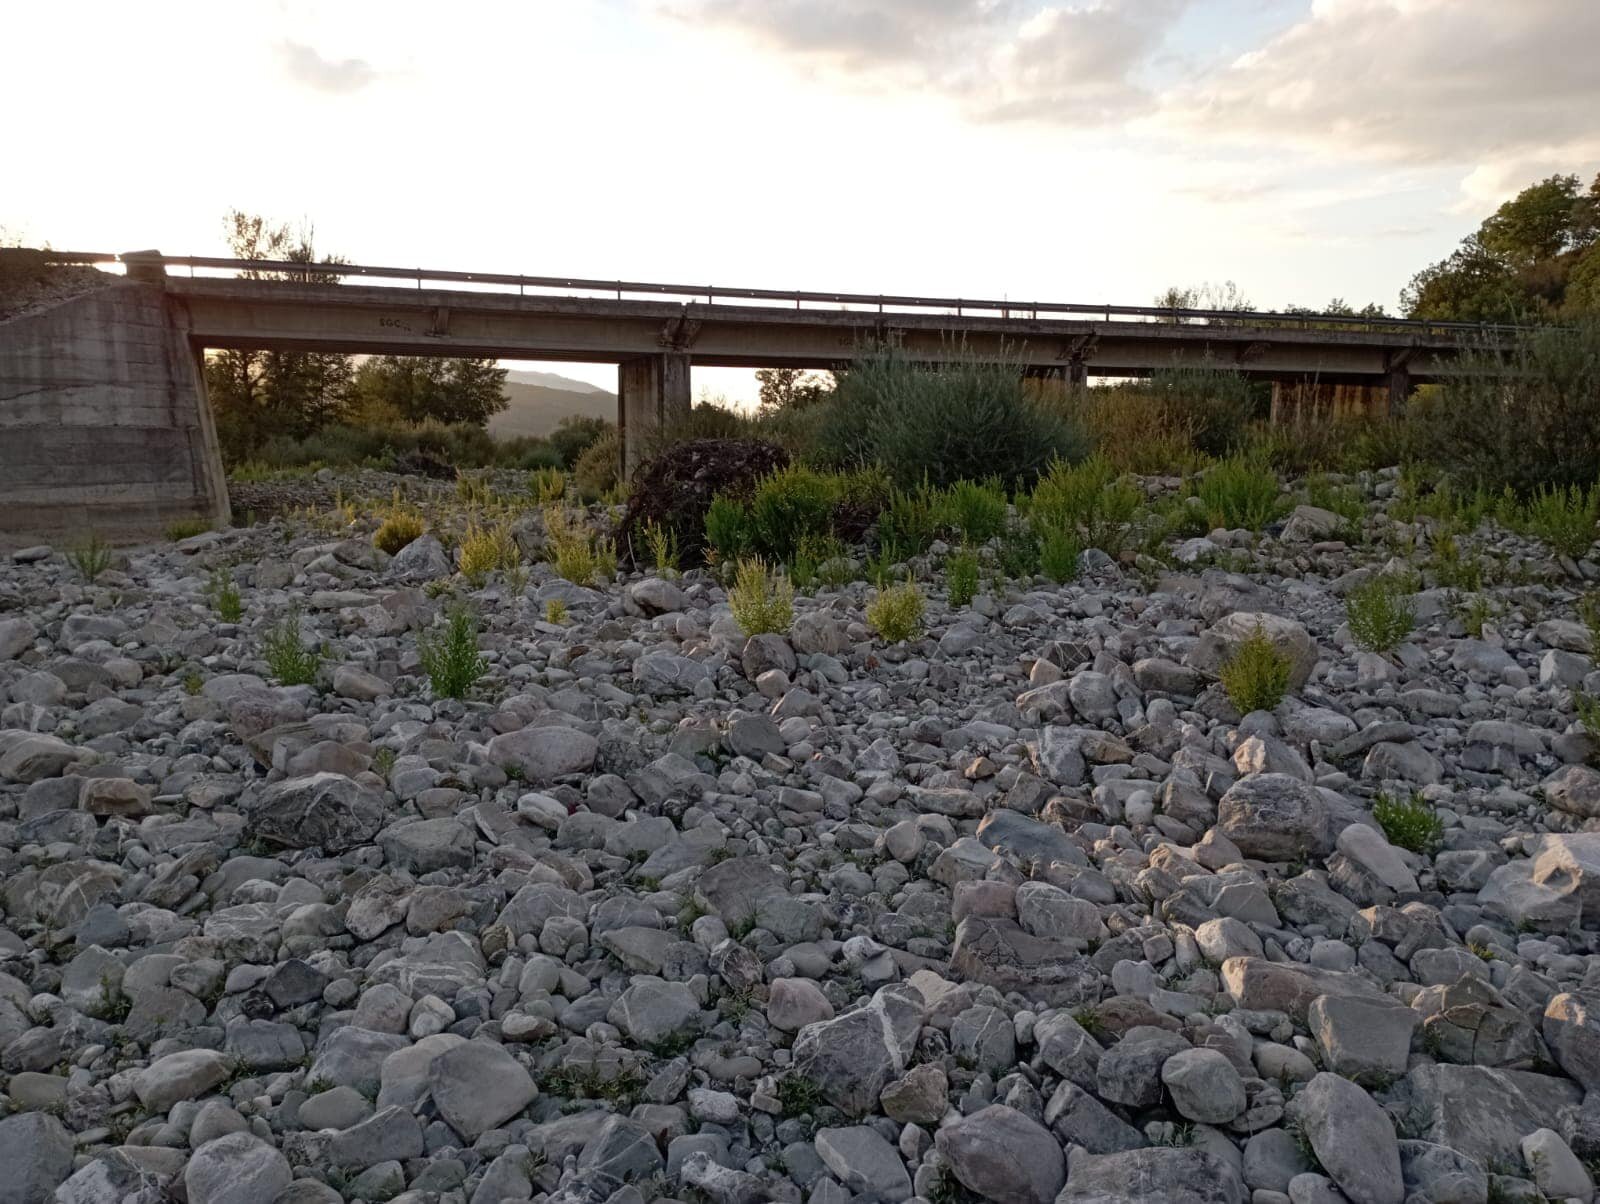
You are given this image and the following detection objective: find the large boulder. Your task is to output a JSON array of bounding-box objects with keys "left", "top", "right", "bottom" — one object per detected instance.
[
  {"left": 1393, "top": 1064, "right": 1583, "bottom": 1164},
  {"left": 1217, "top": 774, "right": 1330, "bottom": 861},
  {"left": 244, "top": 772, "right": 384, "bottom": 852},
  {"left": 183, "top": 1133, "right": 292, "bottom": 1204},
  {"left": 1480, "top": 833, "right": 1600, "bottom": 932},
  {"left": 934, "top": 1105, "right": 1065, "bottom": 1204},
  {"left": 0, "top": 1111, "right": 74, "bottom": 1203},
  {"left": 1186, "top": 610, "right": 1319, "bottom": 690},
  {"left": 1058, "top": 1147, "right": 1244, "bottom": 1204},
  {"left": 428, "top": 1040, "right": 539, "bottom": 1140},
  {"left": 485, "top": 725, "right": 598, "bottom": 782},
  {"left": 1288, "top": 1073, "right": 1403, "bottom": 1204},
  {"left": 792, "top": 987, "right": 922, "bottom": 1117}
]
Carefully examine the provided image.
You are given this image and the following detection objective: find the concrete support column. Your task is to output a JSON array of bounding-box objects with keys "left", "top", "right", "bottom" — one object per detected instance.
[
  {"left": 1385, "top": 367, "right": 1413, "bottom": 416},
  {"left": 1067, "top": 355, "right": 1089, "bottom": 389},
  {"left": 618, "top": 352, "right": 691, "bottom": 478}
]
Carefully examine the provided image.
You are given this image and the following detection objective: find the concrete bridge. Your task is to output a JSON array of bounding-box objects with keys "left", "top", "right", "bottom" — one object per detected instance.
[{"left": 1, "top": 248, "right": 1514, "bottom": 542}]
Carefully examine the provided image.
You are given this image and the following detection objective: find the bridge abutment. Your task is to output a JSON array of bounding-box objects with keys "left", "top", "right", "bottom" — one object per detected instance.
[
  {"left": 618, "top": 352, "right": 691, "bottom": 477},
  {"left": 0, "top": 277, "right": 230, "bottom": 548}
]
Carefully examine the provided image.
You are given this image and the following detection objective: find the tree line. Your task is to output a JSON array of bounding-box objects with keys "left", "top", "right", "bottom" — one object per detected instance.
[{"left": 204, "top": 210, "right": 510, "bottom": 461}]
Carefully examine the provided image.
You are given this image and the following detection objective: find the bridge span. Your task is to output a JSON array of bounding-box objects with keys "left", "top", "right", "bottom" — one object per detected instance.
[{"left": 2, "top": 248, "right": 1514, "bottom": 541}]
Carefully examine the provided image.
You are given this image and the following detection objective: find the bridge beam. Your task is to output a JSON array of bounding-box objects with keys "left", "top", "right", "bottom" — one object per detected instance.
[{"left": 618, "top": 353, "right": 691, "bottom": 478}]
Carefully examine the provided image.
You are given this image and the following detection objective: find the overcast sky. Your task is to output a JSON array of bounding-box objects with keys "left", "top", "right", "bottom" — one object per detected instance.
[{"left": 7, "top": 0, "right": 1597, "bottom": 403}]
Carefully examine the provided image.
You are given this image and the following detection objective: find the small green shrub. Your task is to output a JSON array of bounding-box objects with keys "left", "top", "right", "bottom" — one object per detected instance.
[
  {"left": 704, "top": 495, "right": 754, "bottom": 565},
  {"left": 572, "top": 428, "right": 621, "bottom": 501},
  {"left": 458, "top": 519, "right": 517, "bottom": 586},
  {"left": 1197, "top": 456, "right": 1283, "bottom": 531},
  {"left": 946, "top": 547, "right": 980, "bottom": 607},
  {"left": 166, "top": 517, "right": 211, "bottom": 541},
  {"left": 1028, "top": 456, "right": 1141, "bottom": 553},
  {"left": 940, "top": 479, "right": 1008, "bottom": 545},
  {"left": 207, "top": 567, "right": 243, "bottom": 623},
  {"left": 261, "top": 607, "right": 320, "bottom": 686},
  {"left": 68, "top": 535, "right": 113, "bottom": 583},
  {"left": 418, "top": 606, "right": 487, "bottom": 699},
  {"left": 728, "top": 557, "right": 794, "bottom": 636},
  {"left": 545, "top": 598, "right": 568, "bottom": 625},
  {"left": 867, "top": 580, "right": 926, "bottom": 643},
  {"left": 643, "top": 521, "right": 680, "bottom": 576},
  {"left": 545, "top": 507, "right": 600, "bottom": 586},
  {"left": 878, "top": 483, "right": 941, "bottom": 557},
  {"left": 1146, "top": 366, "right": 1263, "bottom": 457},
  {"left": 1217, "top": 623, "right": 1292, "bottom": 713},
  {"left": 997, "top": 523, "right": 1040, "bottom": 578},
  {"left": 1522, "top": 483, "right": 1599, "bottom": 561},
  {"left": 750, "top": 465, "right": 838, "bottom": 562},
  {"left": 1346, "top": 576, "right": 1416, "bottom": 652},
  {"left": 1371, "top": 790, "right": 1444, "bottom": 854},
  {"left": 529, "top": 466, "right": 567, "bottom": 505},
  {"left": 1038, "top": 525, "right": 1082, "bottom": 584},
  {"left": 1575, "top": 690, "right": 1600, "bottom": 743},
  {"left": 374, "top": 509, "right": 425, "bottom": 555},
  {"left": 789, "top": 532, "right": 846, "bottom": 592}
]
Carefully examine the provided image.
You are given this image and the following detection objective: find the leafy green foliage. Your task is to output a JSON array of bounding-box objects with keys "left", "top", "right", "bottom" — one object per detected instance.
[
  {"left": 813, "top": 346, "right": 1087, "bottom": 489},
  {"left": 545, "top": 598, "right": 568, "bottom": 625},
  {"left": 749, "top": 465, "right": 839, "bottom": 562},
  {"left": 261, "top": 606, "right": 320, "bottom": 686},
  {"left": 1196, "top": 456, "right": 1283, "bottom": 531},
  {"left": 1346, "top": 576, "right": 1416, "bottom": 652},
  {"left": 728, "top": 558, "right": 794, "bottom": 636},
  {"left": 940, "top": 479, "right": 1008, "bottom": 544},
  {"left": 68, "top": 535, "right": 112, "bottom": 583},
  {"left": 373, "top": 509, "right": 425, "bottom": 555},
  {"left": 866, "top": 580, "right": 926, "bottom": 643},
  {"left": 1409, "top": 318, "right": 1600, "bottom": 496},
  {"left": 1144, "top": 366, "right": 1264, "bottom": 457},
  {"left": 1218, "top": 623, "right": 1292, "bottom": 713},
  {"left": 946, "top": 547, "right": 980, "bottom": 607},
  {"left": 1028, "top": 456, "right": 1142, "bottom": 553},
  {"left": 529, "top": 467, "right": 567, "bottom": 505},
  {"left": 1522, "top": 482, "right": 1599, "bottom": 560},
  {"left": 1371, "top": 791, "right": 1445, "bottom": 854},
  {"left": 347, "top": 355, "right": 508, "bottom": 426},
  {"left": 704, "top": 495, "right": 754, "bottom": 564},
  {"left": 207, "top": 568, "right": 243, "bottom": 623},
  {"left": 643, "top": 521, "right": 680, "bottom": 576},
  {"left": 166, "top": 517, "right": 211, "bottom": 541},
  {"left": 418, "top": 606, "right": 487, "bottom": 699},
  {"left": 1037, "top": 525, "right": 1082, "bottom": 584},
  {"left": 878, "top": 484, "right": 941, "bottom": 558}
]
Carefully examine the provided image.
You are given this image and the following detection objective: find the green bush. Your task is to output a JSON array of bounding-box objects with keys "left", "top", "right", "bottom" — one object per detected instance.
[
  {"left": 866, "top": 580, "right": 926, "bottom": 643},
  {"left": 572, "top": 428, "right": 621, "bottom": 501},
  {"left": 548, "top": 415, "right": 612, "bottom": 468},
  {"left": 1521, "top": 483, "right": 1599, "bottom": 560},
  {"left": 705, "top": 495, "right": 754, "bottom": 564},
  {"left": 1038, "top": 525, "right": 1082, "bottom": 584},
  {"left": 1217, "top": 623, "right": 1292, "bottom": 713},
  {"left": 878, "top": 484, "right": 941, "bottom": 558},
  {"left": 728, "top": 558, "right": 794, "bottom": 636},
  {"left": 749, "top": 465, "right": 838, "bottom": 562},
  {"left": 1028, "top": 456, "right": 1142, "bottom": 553},
  {"left": 1146, "top": 366, "right": 1264, "bottom": 457},
  {"left": 419, "top": 606, "right": 487, "bottom": 699},
  {"left": 1371, "top": 791, "right": 1444, "bottom": 854},
  {"left": 997, "top": 523, "right": 1040, "bottom": 578},
  {"left": 261, "top": 607, "right": 320, "bottom": 686},
  {"left": 1409, "top": 318, "right": 1600, "bottom": 495},
  {"left": 946, "top": 547, "right": 980, "bottom": 607},
  {"left": 68, "top": 535, "right": 113, "bottom": 583},
  {"left": 813, "top": 346, "right": 1088, "bottom": 489},
  {"left": 1346, "top": 576, "right": 1416, "bottom": 652},
  {"left": 940, "top": 479, "right": 1008, "bottom": 544},
  {"left": 1196, "top": 456, "right": 1283, "bottom": 531},
  {"left": 207, "top": 567, "right": 243, "bottom": 623}
]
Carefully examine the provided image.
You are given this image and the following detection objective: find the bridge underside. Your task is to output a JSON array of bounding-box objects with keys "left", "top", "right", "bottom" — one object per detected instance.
[{"left": 0, "top": 268, "right": 1476, "bottom": 541}]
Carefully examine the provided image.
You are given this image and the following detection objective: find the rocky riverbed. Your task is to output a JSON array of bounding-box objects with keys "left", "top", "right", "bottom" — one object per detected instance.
[{"left": 5, "top": 469, "right": 1600, "bottom": 1204}]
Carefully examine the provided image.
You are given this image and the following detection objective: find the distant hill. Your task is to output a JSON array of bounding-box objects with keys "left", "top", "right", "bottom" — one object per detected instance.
[{"left": 491, "top": 370, "right": 615, "bottom": 439}]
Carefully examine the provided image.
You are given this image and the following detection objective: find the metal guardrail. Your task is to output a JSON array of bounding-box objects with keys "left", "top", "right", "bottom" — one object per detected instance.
[{"left": 38, "top": 249, "right": 1526, "bottom": 337}]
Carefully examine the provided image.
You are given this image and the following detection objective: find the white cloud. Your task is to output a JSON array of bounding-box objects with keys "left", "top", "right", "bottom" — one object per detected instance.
[
  {"left": 1159, "top": 0, "right": 1600, "bottom": 169},
  {"left": 668, "top": 0, "right": 1188, "bottom": 122},
  {"left": 277, "top": 40, "right": 379, "bottom": 95}
]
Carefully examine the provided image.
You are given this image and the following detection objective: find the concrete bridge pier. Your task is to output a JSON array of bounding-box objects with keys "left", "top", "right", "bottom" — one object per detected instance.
[{"left": 618, "top": 352, "right": 691, "bottom": 477}]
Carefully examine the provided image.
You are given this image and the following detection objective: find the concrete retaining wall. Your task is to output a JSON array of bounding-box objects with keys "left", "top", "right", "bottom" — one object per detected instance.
[{"left": 0, "top": 281, "right": 229, "bottom": 547}]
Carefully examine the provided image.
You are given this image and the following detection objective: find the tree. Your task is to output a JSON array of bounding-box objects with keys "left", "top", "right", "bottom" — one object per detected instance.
[
  {"left": 548, "top": 414, "right": 612, "bottom": 467},
  {"left": 755, "top": 367, "right": 832, "bottom": 410},
  {"left": 1154, "top": 281, "right": 1252, "bottom": 323},
  {"left": 204, "top": 210, "right": 353, "bottom": 458},
  {"left": 347, "top": 356, "right": 508, "bottom": 426},
  {"left": 1403, "top": 172, "right": 1600, "bottom": 321}
]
